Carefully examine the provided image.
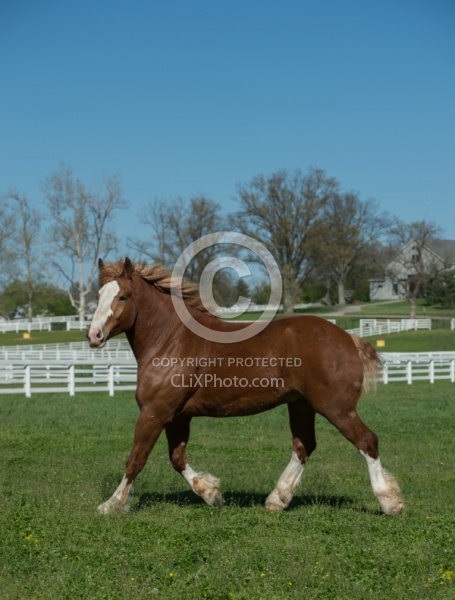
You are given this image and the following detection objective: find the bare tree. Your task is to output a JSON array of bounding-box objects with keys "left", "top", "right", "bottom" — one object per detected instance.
[
  {"left": 128, "top": 195, "right": 228, "bottom": 281},
  {"left": 309, "top": 193, "right": 391, "bottom": 305},
  {"left": 0, "top": 197, "right": 18, "bottom": 287},
  {"left": 384, "top": 220, "right": 445, "bottom": 318},
  {"left": 4, "top": 191, "right": 42, "bottom": 320},
  {"left": 41, "top": 164, "right": 127, "bottom": 320},
  {"left": 234, "top": 167, "right": 338, "bottom": 313}
]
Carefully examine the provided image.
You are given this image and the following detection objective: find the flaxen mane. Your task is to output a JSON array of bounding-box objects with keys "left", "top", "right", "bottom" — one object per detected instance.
[{"left": 99, "top": 259, "right": 209, "bottom": 312}]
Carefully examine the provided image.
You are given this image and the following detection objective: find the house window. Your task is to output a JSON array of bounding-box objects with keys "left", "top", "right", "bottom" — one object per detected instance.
[{"left": 393, "top": 283, "right": 399, "bottom": 295}]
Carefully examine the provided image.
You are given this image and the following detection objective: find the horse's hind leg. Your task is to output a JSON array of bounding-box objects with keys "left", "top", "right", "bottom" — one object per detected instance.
[
  {"left": 265, "top": 400, "right": 316, "bottom": 512},
  {"left": 165, "top": 417, "right": 223, "bottom": 508},
  {"left": 324, "top": 407, "right": 404, "bottom": 515}
]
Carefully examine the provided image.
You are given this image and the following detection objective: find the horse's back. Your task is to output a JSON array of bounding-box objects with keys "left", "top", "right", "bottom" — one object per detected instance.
[{"left": 262, "top": 315, "right": 364, "bottom": 403}]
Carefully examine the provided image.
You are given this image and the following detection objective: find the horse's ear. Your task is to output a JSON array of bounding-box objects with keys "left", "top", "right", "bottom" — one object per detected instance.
[
  {"left": 98, "top": 258, "right": 105, "bottom": 271},
  {"left": 123, "top": 257, "right": 134, "bottom": 280}
]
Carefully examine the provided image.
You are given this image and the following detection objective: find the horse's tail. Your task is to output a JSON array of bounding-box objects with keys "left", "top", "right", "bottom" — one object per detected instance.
[{"left": 350, "top": 333, "right": 382, "bottom": 394}]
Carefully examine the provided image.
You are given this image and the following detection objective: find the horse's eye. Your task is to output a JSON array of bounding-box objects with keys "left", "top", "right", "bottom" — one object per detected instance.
[{"left": 119, "top": 295, "right": 127, "bottom": 302}]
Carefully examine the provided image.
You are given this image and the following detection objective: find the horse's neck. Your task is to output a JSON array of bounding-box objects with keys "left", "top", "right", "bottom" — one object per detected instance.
[
  {"left": 126, "top": 280, "right": 183, "bottom": 359},
  {"left": 125, "top": 279, "right": 248, "bottom": 359}
]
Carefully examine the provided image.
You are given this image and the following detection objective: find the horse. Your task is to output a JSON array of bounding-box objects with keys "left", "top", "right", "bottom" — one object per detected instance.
[{"left": 87, "top": 257, "right": 404, "bottom": 516}]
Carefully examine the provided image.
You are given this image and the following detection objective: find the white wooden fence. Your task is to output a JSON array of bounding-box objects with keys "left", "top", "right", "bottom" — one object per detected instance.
[
  {"left": 0, "top": 339, "right": 132, "bottom": 362},
  {"left": 381, "top": 352, "right": 455, "bottom": 384},
  {"left": 346, "top": 318, "right": 432, "bottom": 338},
  {"left": 1, "top": 345, "right": 454, "bottom": 397},
  {"left": 0, "top": 314, "right": 441, "bottom": 335},
  {"left": 0, "top": 315, "right": 88, "bottom": 334},
  {"left": 0, "top": 317, "right": 452, "bottom": 396}
]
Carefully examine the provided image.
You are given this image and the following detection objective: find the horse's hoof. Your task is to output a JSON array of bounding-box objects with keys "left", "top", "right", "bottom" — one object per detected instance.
[
  {"left": 381, "top": 498, "right": 405, "bottom": 516},
  {"left": 97, "top": 501, "right": 111, "bottom": 515},
  {"left": 264, "top": 501, "right": 285, "bottom": 512},
  {"left": 212, "top": 490, "right": 223, "bottom": 509},
  {"left": 264, "top": 488, "right": 288, "bottom": 512},
  {"left": 377, "top": 472, "right": 404, "bottom": 516},
  {"left": 97, "top": 499, "right": 130, "bottom": 515}
]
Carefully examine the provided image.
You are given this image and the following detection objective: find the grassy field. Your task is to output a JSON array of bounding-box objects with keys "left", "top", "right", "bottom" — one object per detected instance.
[
  {"left": 0, "top": 329, "right": 88, "bottom": 346},
  {"left": 223, "top": 299, "right": 455, "bottom": 320},
  {"left": 1, "top": 384, "right": 454, "bottom": 599}
]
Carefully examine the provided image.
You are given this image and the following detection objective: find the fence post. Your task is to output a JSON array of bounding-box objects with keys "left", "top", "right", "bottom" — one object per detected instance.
[
  {"left": 429, "top": 360, "right": 434, "bottom": 384},
  {"left": 68, "top": 364, "right": 75, "bottom": 396},
  {"left": 407, "top": 360, "right": 412, "bottom": 384},
  {"left": 451, "top": 359, "right": 455, "bottom": 383},
  {"left": 24, "top": 365, "right": 31, "bottom": 397},
  {"left": 108, "top": 365, "right": 114, "bottom": 396},
  {"left": 382, "top": 362, "right": 388, "bottom": 384}
]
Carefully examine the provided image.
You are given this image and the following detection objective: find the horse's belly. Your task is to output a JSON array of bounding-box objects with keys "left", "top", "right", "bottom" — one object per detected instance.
[{"left": 180, "top": 388, "right": 297, "bottom": 418}]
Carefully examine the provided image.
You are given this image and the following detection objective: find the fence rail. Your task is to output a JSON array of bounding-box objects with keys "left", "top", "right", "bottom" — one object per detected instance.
[
  {"left": 0, "top": 314, "right": 443, "bottom": 336},
  {"left": 0, "top": 318, "right": 452, "bottom": 396},
  {"left": 1, "top": 351, "right": 454, "bottom": 397},
  {"left": 346, "top": 318, "right": 432, "bottom": 338},
  {"left": 0, "top": 362, "right": 137, "bottom": 397}
]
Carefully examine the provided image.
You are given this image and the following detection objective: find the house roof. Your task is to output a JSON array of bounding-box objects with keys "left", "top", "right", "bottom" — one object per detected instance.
[{"left": 428, "top": 239, "right": 455, "bottom": 263}]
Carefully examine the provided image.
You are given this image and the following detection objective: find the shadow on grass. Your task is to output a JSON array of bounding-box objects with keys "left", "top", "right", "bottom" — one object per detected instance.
[
  {"left": 134, "top": 489, "right": 377, "bottom": 514},
  {"left": 100, "top": 473, "right": 378, "bottom": 515}
]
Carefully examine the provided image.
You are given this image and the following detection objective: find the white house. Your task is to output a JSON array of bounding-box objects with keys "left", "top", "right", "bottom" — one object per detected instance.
[{"left": 369, "top": 239, "right": 455, "bottom": 301}]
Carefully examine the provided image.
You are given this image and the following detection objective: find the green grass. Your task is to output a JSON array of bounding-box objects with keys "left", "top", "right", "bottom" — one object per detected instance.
[
  {"left": 371, "top": 329, "right": 455, "bottom": 352},
  {"left": 1, "top": 385, "right": 454, "bottom": 599},
  {"left": 352, "top": 300, "right": 455, "bottom": 318},
  {"left": 223, "top": 299, "right": 455, "bottom": 320},
  {"left": 0, "top": 329, "right": 88, "bottom": 346}
]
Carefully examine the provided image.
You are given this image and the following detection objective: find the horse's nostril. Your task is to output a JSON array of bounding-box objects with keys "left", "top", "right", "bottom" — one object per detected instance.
[{"left": 87, "top": 327, "right": 104, "bottom": 346}]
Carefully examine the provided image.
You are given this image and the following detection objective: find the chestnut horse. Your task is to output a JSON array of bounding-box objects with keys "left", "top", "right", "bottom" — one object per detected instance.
[{"left": 87, "top": 257, "right": 404, "bottom": 516}]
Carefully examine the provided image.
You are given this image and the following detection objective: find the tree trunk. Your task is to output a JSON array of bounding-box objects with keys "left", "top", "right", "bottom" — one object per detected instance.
[
  {"left": 78, "top": 257, "right": 86, "bottom": 321},
  {"left": 283, "top": 292, "right": 295, "bottom": 315},
  {"left": 337, "top": 281, "right": 346, "bottom": 306},
  {"left": 282, "top": 266, "right": 298, "bottom": 315},
  {"left": 27, "top": 286, "right": 33, "bottom": 322}
]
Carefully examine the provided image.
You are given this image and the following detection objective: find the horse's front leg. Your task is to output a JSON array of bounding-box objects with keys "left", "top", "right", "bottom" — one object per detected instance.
[
  {"left": 98, "top": 406, "right": 164, "bottom": 514},
  {"left": 166, "top": 417, "right": 223, "bottom": 508}
]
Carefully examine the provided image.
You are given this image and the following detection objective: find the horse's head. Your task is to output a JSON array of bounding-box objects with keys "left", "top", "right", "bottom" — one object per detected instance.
[{"left": 87, "top": 257, "right": 137, "bottom": 348}]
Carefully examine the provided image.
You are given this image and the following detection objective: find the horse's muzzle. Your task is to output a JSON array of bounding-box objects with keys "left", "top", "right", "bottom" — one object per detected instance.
[{"left": 87, "top": 326, "right": 106, "bottom": 348}]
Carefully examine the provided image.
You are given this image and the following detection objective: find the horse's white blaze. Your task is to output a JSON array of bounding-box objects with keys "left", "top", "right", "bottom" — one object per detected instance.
[
  {"left": 90, "top": 281, "right": 120, "bottom": 334},
  {"left": 265, "top": 451, "right": 304, "bottom": 511},
  {"left": 360, "top": 451, "right": 404, "bottom": 515}
]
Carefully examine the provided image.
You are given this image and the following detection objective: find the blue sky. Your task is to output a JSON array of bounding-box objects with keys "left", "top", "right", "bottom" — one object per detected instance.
[{"left": 1, "top": 0, "right": 454, "bottom": 256}]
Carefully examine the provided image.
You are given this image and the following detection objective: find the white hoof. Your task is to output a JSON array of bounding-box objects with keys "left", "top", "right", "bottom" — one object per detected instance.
[
  {"left": 193, "top": 474, "right": 223, "bottom": 508},
  {"left": 377, "top": 471, "right": 404, "bottom": 516},
  {"left": 97, "top": 497, "right": 130, "bottom": 515},
  {"left": 265, "top": 489, "right": 289, "bottom": 512}
]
